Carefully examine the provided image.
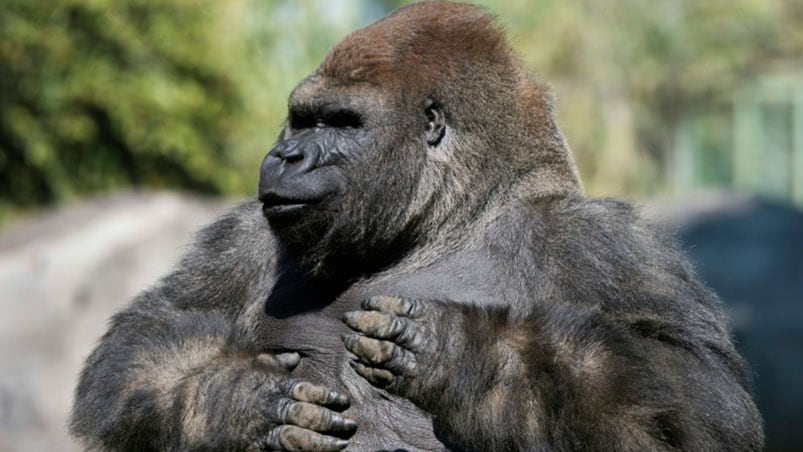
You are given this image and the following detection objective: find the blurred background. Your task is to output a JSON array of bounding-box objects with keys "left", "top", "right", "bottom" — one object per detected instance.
[{"left": 0, "top": 0, "right": 800, "bottom": 450}]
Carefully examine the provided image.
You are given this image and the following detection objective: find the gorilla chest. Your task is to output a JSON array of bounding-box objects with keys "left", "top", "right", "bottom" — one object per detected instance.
[
  {"left": 256, "top": 248, "right": 506, "bottom": 352},
  {"left": 251, "top": 251, "right": 506, "bottom": 450},
  {"left": 352, "top": 247, "right": 510, "bottom": 306}
]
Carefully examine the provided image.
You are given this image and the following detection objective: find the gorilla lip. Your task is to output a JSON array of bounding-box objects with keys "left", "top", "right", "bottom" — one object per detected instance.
[
  {"left": 263, "top": 203, "right": 307, "bottom": 215},
  {"left": 260, "top": 194, "right": 320, "bottom": 215}
]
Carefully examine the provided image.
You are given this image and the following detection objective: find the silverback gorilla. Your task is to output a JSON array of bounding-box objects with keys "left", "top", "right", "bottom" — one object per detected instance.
[{"left": 70, "top": 2, "right": 763, "bottom": 451}]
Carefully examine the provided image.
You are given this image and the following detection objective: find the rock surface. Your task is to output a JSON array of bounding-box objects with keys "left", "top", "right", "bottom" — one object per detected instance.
[{"left": 0, "top": 192, "right": 227, "bottom": 451}]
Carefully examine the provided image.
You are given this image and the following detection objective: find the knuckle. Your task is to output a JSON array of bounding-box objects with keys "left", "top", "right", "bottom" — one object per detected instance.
[
  {"left": 390, "top": 346, "right": 417, "bottom": 376},
  {"left": 290, "top": 381, "right": 350, "bottom": 409},
  {"left": 342, "top": 333, "right": 359, "bottom": 350},
  {"left": 400, "top": 298, "right": 416, "bottom": 315},
  {"left": 358, "top": 336, "right": 393, "bottom": 363},
  {"left": 255, "top": 353, "right": 279, "bottom": 368},
  {"left": 272, "top": 397, "right": 293, "bottom": 423},
  {"left": 403, "top": 353, "right": 418, "bottom": 374},
  {"left": 407, "top": 298, "right": 426, "bottom": 317},
  {"left": 291, "top": 381, "right": 323, "bottom": 402},
  {"left": 263, "top": 425, "right": 287, "bottom": 449},
  {"left": 277, "top": 425, "right": 303, "bottom": 450},
  {"left": 395, "top": 321, "right": 419, "bottom": 348},
  {"left": 389, "top": 345, "right": 406, "bottom": 368},
  {"left": 375, "top": 367, "right": 394, "bottom": 385},
  {"left": 282, "top": 377, "right": 301, "bottom": 395},
  {"left": 389, "top": 316, "right": 407, "bottom": 337},
  {"left": 286, "top": 402, "right": 322, "bottom": 429},
  {"left": 358, "top": 311, "right": 382, "bottom": 331}
]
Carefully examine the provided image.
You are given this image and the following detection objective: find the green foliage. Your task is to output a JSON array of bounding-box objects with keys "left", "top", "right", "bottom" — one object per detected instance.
[
  {"left": 1, "top": 0, "right": 800, "bottom": 223},
  {"left": 467, "top": 0, "right": 799, "bottom": 196},
  {"left": 0, "top": 0, "right": 372, "bottom": 223}
]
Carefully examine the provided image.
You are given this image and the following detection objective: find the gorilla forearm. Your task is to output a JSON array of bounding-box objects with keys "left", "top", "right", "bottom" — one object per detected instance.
[
  {"left": 438, "top": 307, "right": 754, "bottom": 450},
  {"left": 71, "top": 301, "right": 342, "bottom": 450},
  {"left": 72, "top": 204, "right": 358, "bottom": 451},
  {"left": 412, "top": 304, "right": 550, "bottom": 450},
  {"left": 70, "top": 296, "right": 235, "bottom": 449},
  {"left": 345, "top": 297, "right": 759, "bottom": 451},
  {"left": 342, "top": 298, "right": 546, "bottom": 449},
  {"left": 71, "top": 205, "right": 266, "bottom": 447}
]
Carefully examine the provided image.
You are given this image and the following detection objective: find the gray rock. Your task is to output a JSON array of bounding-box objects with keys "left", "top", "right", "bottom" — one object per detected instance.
[{"left": 0, "top": 191, "right": 228, "bottom": 452}]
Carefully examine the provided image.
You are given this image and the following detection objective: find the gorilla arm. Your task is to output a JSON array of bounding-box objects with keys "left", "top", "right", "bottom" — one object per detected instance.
[
  {"left": 70, "top": 202, "right": 356, "bottom": 451},
  {"left": 343, "top": 200, "right": 763, "bottom": 452}
]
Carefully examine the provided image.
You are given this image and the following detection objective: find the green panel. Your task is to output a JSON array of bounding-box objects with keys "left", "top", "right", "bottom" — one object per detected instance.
[
  {"left": 762, "top": 100, "right": 793, "bottom": 198},
  {"left": 793, "top": 85, "right": 803, "bottom": 204},
  {"left": 672, "top": 117, "right": 695, "bottom": 192},
  {"left": 693, "top": 112, "right": 733, "bottom": 187},
  {"left": 733, "top": 88, "right": 765, "bottom": 192}
]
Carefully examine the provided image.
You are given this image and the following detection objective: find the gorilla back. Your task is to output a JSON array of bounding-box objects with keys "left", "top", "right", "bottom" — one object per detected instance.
[{"left": 71, "top": 2, "right": 763, "bottom": 451}]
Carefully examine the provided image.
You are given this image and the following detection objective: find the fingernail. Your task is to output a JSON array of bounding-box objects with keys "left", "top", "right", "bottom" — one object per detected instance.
[
  {"left": 336, "top": 439, "right": 349, "bottom": 449},
  {"left": 344, "top": 418, "right": 358, "bottom": 430},
  {"left": 276, "top": 352, "right": 301, "bottom": 369},
  {"left": 342, "top": 333, "right": 357, "bottom": 348},
  {"left": 330, "top": 390, "right": 349, "bottom": 406}
]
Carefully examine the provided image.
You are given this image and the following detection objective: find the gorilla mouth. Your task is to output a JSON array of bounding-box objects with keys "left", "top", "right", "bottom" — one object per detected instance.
[{"left": 260, "top": 193, "right": 321, "bottom": 215}]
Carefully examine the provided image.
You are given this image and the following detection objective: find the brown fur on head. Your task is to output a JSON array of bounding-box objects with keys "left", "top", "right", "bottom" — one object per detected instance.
[
  {"left": 321, "top": 2, "right": 513, "bottom": 91},
  {"left": 272, "top": 2, "right": 583, "bottom": 276},
  {"left": 318, "top": 1, "right": 582, "bottom": 198}
]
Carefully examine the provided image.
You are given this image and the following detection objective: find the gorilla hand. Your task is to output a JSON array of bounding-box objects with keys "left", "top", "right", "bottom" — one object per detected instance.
[
  {"left": 341, "top": 295, "right": 462, "bottom": 407},
  {"left": 183, "top": 352, "right": 356, "bottom": 451}
]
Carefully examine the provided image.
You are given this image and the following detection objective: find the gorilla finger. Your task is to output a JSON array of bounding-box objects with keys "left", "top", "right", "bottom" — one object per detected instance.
[
  {"left": 349, "top": 360, "right": 394, "bottom": 387},
  {"left": 255, "top": 353, "right": 299, "bottom": 372},
  {"left": 260, "top": 425, "right": 348, "bottom": 451},
  {"left": 275, "top": 352, "right": 301, "bottom": 371},
  {"left": 282, "top": 401, "right": 357, "bottom": 433},
  {"left": 341, "top": 333, "right": 396, "bottom": 365},
  {"left": 341, "top": 310, "right": 407, "bottom": 339},
  {"left": 384, "top": 343, "right": 418, "bottom": 377},
  {"left": 362, "top": 295, "right": 421, "bottom": 317},
  {"left": 289, "top": 381, "right": 350, "bottom": 409}
]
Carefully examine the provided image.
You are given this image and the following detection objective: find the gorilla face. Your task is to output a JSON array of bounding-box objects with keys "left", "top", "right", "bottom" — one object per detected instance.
[
  {"left": 259, "top": 79, "right": 375, "bottom": 219},
  {"left": 258, "top": 75, "right": 446, "bottom": 275}
]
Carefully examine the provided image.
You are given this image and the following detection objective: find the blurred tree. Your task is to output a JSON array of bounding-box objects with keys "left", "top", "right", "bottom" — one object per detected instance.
[
  {"left": 2, "top": 0, "right": 800, "bottom": 223},
  {"left": 470, "top": 0, "right": 800, "bottom": 196},
  {"left": 0, "top": 0, "right": 382, "bottom": 224},
  {"left": 1, "top": 0, "right": 244, "bottom": 221}
]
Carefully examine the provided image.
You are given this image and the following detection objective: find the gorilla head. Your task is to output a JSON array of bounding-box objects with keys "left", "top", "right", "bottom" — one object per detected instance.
[{"left": 259, "top": 1, "right": 581, "bottom": 277}]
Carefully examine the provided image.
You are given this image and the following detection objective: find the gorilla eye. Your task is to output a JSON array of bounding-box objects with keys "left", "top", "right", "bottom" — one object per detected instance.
[
  {"left": 290, "top": 111, "right": 316, "bottom": 130},
  {"left": 322, "top": 110, "right": 362, "bottom": 129}
]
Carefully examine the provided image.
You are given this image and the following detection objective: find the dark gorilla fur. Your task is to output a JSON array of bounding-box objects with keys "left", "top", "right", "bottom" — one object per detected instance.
[{"left": 71, "top": 2, "right": 763, "bottom": 451}]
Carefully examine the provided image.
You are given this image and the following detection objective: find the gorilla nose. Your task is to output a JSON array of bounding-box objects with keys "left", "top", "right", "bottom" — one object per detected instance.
[
  {"left": 258, "top": 139, "right": 323, "bottom": 205},
  {"left": 260, "top": 140, "right": 318, "bottom": 185},
  {"left": 274, "top": 144, "right": 305, "bottom": 164},
  {"left": 261, "top": 139, "right": 319, "bottom": 179}
]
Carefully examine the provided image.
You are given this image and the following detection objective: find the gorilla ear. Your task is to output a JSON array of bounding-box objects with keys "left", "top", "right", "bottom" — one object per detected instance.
[{"left": 424, "top": 99, "right": 446, "bottom": 147}]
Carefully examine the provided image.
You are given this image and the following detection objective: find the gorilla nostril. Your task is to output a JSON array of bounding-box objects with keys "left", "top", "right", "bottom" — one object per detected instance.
[{"left": 284, "top": 153, "right": 304, "bottom": 164}]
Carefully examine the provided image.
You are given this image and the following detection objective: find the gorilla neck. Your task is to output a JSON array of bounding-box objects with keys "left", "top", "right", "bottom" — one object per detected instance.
[
  {"left": 413, "top": 159, "right": 582, "bottom": 258},
  {"left": 272, "top": 161, "right": 582, "bottom": 280},
  {"left": 271, "top": 216, "right": 419, "bottom": 282}
]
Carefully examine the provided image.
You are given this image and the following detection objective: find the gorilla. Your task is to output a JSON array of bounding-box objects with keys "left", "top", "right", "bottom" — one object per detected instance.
[{"left": 70, "top": 2, "right": 763, "bottom": 451}]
